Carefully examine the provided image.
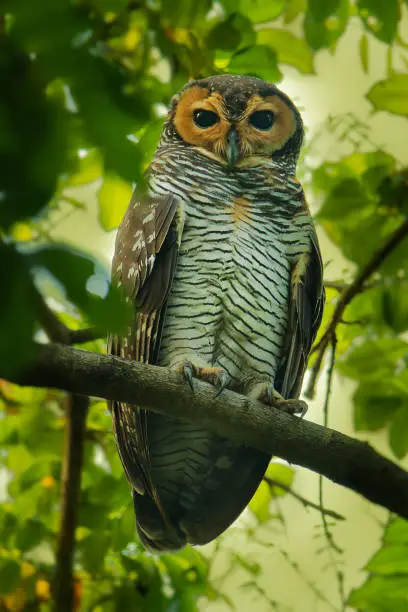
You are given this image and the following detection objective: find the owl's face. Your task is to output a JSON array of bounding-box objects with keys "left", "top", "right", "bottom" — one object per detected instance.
[{"left": 167, "top": 75, "right": 303, "bottom": 171}]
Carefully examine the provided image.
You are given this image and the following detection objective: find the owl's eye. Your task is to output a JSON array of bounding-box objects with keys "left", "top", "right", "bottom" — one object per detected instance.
[
  {"left": 193, "top": 109, "right": 219, "bottom": 128},
  {"left": 249, "top": 110, "right": 275, "bottom": 131}
]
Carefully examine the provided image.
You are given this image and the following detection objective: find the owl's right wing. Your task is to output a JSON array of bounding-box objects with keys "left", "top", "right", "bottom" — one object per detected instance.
[{"left": 108, "top": 191, "right": 182, "bottom": 495}]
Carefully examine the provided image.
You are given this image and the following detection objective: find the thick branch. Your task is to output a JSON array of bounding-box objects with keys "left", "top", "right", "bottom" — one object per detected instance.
[
  {"left": 6, "top": 342, "right": 408, "bottom": 520},
  {"left": 306, "top": 219, "right": 408, "bottom": 398}
]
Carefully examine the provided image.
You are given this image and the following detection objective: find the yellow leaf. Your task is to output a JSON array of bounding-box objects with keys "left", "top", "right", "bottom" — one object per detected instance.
[
  {"left": 124, "top": 26, "right": 142, "bottom": 50},
  {"left": 11, "top": 223, "right": 34, "bottom": 242},
  {"left": 98, "top": 174, "right": 133, "bottom": 231},
  {"left": 40, "top": 476, "right": 56, "bottom": 489},
  {"left": 21, "top": 562, "right": 35, "bottom": 578},
  {"left": 35, "top": 579, "right": 51, "bottom": 600},
  {"left": 4, "top": 587, "right": 26, "bottom": 611}
]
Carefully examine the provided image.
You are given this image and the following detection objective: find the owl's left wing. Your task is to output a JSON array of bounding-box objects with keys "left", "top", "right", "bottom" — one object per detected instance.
[
  {"left": 280, "top": 229, "right": 325, "bottom": 399},
  {"left": 109, "top": 191, "right": 181, "bottom": 495}
]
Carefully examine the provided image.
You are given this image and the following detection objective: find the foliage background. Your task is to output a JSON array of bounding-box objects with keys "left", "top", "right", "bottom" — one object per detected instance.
[{"left": 1, "top": 0, "right": 408, "bottom": 610}]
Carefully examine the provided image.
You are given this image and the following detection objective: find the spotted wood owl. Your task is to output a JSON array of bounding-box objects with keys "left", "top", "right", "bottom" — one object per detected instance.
[{"left": 109, "top": 74, "right": 324, "bottom": 552}]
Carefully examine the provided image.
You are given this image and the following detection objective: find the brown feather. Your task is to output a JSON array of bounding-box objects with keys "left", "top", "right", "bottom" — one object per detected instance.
[{"left": 109, "top": 192, "right": 182, "bottom": 498}]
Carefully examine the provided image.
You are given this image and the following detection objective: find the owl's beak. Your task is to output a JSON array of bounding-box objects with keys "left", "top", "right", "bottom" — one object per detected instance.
[{"left": 226, "top": 129, "right": 240, "bottom": 168}]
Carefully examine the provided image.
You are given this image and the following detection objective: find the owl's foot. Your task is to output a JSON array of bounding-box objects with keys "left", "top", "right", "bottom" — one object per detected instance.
[
  {"left": 251, "top": 383, "right": 308, "bottom": 417},
  {"left": 178, "top": 362, "right": 229, "bottom": 397}
]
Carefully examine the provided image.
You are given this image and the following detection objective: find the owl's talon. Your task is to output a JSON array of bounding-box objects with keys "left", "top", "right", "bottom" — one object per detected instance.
[
  {"left": 183, "top": 364, "right": 195, "bottom": 392},
  {"left": 214, "top": 371, "right": 229, "bottom": 398},
  {"left": 251, "top": 382, "right": 308, "bottom": 416},
  {"left": 273, "top": 396, "right": 308, "bottom": 417}
]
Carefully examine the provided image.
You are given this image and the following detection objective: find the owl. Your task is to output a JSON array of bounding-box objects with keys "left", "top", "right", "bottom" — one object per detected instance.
[{"left": 109, "top": 74, "right": 324, "bottom": 552}]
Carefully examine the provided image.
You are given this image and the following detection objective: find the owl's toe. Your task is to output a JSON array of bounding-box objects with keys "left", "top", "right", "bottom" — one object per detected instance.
[
  {"left": 250, "top": 382, "right": 308, "bottom": 417},
  {"left": 174, "top": 361, "right": 229, "bottom": 395},
  {"left": 182, "top": 363, "right": 195, "bottom": 391}
]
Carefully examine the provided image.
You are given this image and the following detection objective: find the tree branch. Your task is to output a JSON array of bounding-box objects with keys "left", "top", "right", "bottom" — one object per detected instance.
[
  {"left": 53, "top": 394, "right": 88, "bottom": 612},
  {"left": 5, "top": 342, "right": 408, "bottom": 521},
  {"left": 33, "top": 286, "right": 92, "bottom": 611},
  {"left": 33, "top": 284, "right": 103, "bottom": 345},
  {"left": 305, "top": 219, "right": 408, "bottom": 398}
]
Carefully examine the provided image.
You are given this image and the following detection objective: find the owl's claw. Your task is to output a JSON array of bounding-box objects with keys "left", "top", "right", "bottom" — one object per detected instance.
[
  {"left": 214, "top": 371, "right": 229, "bottom": 398},
  {"left": 177, "top": 362, "right": 229, "bottom": 395},
  {"left": 183, "top": 364, "right": 195, "bottom": 392},
  {"left": 252, "top": 382, "right": 308, "bottom": 417}
]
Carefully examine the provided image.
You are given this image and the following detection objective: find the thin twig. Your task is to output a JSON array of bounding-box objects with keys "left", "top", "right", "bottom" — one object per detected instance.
[
  {"left": 279, "top": 550, "right": 340, "bottom": 612},
  {"left": 263, "top": 476, "right": 344, "bottom": 521},
  {"left": 305, "top": 219, "right": 408, "bottom": 399},
  {"left": 318, "top": 339, "right": 342, "bottom": 554},
  {"left": 318, "top": 338, "right": 347, "bottom": 610},
  {"left": 33, "top": 284, "right": 103, "bottom": 345}
]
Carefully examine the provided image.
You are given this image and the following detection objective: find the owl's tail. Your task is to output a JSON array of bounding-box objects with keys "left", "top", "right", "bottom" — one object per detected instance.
[{"left": 132, "top": 489, "right": 186, "bottom": 551}]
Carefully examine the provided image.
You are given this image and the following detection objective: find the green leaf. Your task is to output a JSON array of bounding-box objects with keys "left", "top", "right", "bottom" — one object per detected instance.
[
  {"left": 256, "top": 29, "right": 314, "bottom": 74},
  {"left": 94, "top": 0, "right": 129, "bottom": 11},
  {"left": 63, "top": 149, "right": 103, "bottom": 188},
  {"left": 31, "top": 245, "right": 130, "bottom": 332},
  {"left": 359, "top": 33, "right": 369, "bottom": 74},
  {"left": 337, "top": 337, "right": 408, "bottom": 381},
  {"left": 248, "top": 480, "right": 272, "bottom": 523},
  {"left": 357, "top": 0, "right": 400, "bottom": 44},
  {"left": 284, "top": 0, "right": 307, "bottom": 24},
  {"left": 228, "top": 45, "right": 282, "bottom": 82},
  {"left": 380, "top": 284, "right": 408, "bottom": 333},
  {"left": 207, "top": 14, "right": 256, "bottom": 52},
  {"left": 349, "top": 575, "right": 408, "bottom": 610},
  {"left": 0, "top": 559, "right": 21, "bottom": 595},
  {"left": 98, "top": 174, "right": 133, "bottom": 232},
  {"left": 353, "top": 382, "right": 403, "bottom": 431},
  {"left": 304, "top": 0, "right": 349, "bottom": 50},
  {"left": 385, "top": 519, "right": 408, "bottom": 544},
  {"left": 161, "top": 0, "right": 212, "bottom": 27},
  {"left": 367, "top": 74, "right": 408, "bottom": 116},
  {"left": 0, "top": 244, "right": 35, "bottom": 376},
  {"left": 80, "top": 533, "right": 109, "bottom": 573},
  {"left": 367, "top": 545, "right": 408, "bottom": 574},
  {"left": 264, "top": 462, "right": 294, "bottom": 497},
  {"left": 389, "top": 407, "right": 408, "bottom": 459},
  {"left": 14, "top": 518, "right": 47, "bottom": 552},
  {"left": 308, "top": 0, "right": 341, "bottom": 22},
  {"left": 221, "top": 0, "right": 286, "bottom": 23},
  {"left": 137, "top": 118, "right": 166, "bottom": 170},
  {"left": 0, "top": 38, "right": 66, "bottom": 231},
  {"left": 317, "top": 178, "right": 371, "bottom": 221}
]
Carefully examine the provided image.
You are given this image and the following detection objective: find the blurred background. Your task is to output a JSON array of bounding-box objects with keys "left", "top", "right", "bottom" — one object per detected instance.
[{"left": 1, "top": 1, "right": 408, "bottom": 610}]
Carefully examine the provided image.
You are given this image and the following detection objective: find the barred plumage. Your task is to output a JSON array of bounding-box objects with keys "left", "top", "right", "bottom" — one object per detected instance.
[{"left": 109, "top": 75, "right": 324, "bottom": 551}]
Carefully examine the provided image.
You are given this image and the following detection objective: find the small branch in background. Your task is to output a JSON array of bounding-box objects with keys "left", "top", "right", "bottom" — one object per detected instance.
[
  {"left": 318, "top": 340, "right": 341, "bottom": 556},
  {"left": 319, "top": 338, "right": 347, "bottom": 611},
  {"left": 323, "top": 280, "right": 379, "bottom": 293},
  {"left": 33, "top": 284, "right": 103, "bottom": 345},
  {"left": 279, "top": 550, "right": 340, "bottom": 612},
  {"left": 53, "top": 394, "right": 88, "bottom": 612},
  {"left": 263, "top": 476, "right": 344, "bottom": 521},
  {"left": 306, "top": 219, "right": 408, "bottom": 399}
]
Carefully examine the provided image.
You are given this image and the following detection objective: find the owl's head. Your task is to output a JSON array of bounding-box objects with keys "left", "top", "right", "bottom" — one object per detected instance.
[{"left": 166, "top": 74, "right": 303, "bottom": 172}]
